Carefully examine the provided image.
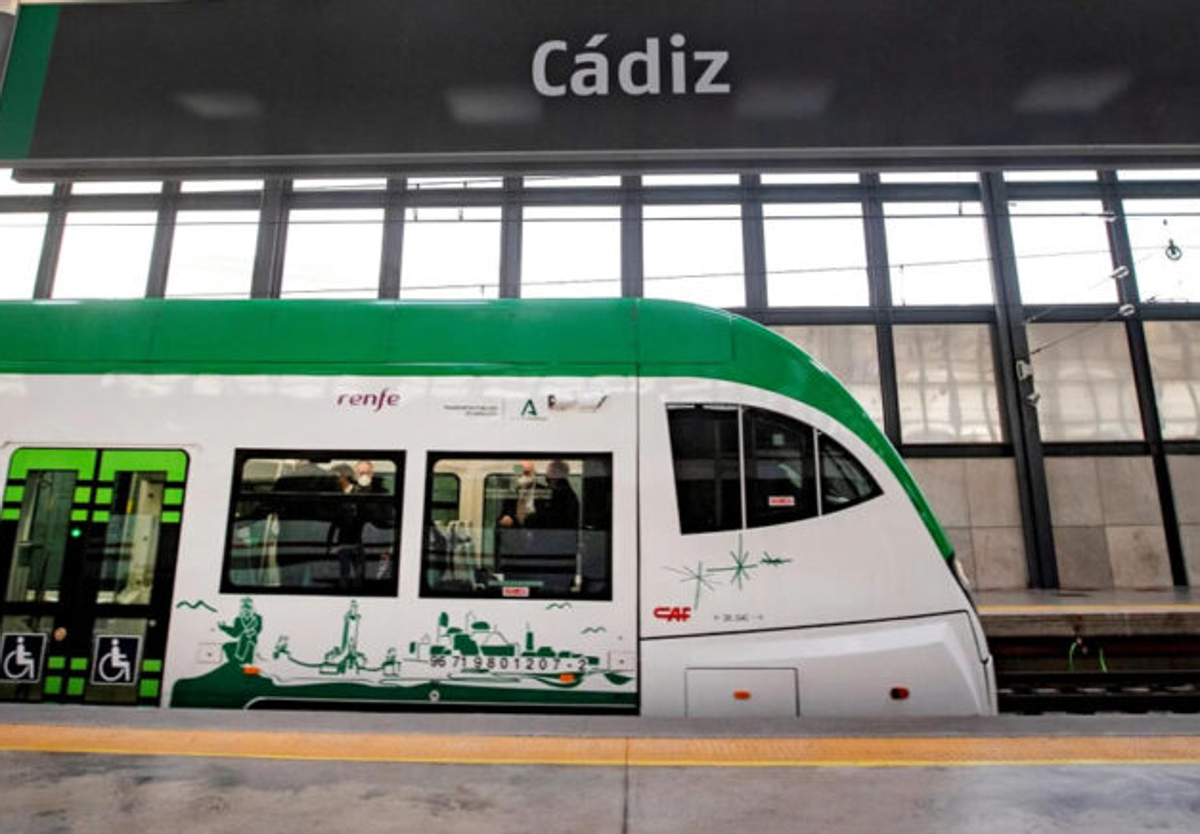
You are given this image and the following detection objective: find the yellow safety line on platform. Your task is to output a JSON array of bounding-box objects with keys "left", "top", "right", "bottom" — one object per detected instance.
[{"left": 1, "top": 725, "right": 1199, "bottom": 768}]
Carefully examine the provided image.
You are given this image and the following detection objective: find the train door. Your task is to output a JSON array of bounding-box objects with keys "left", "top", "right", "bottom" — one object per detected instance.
[{"left": 0, "top": 448, "right": 188, "bottom": 706}]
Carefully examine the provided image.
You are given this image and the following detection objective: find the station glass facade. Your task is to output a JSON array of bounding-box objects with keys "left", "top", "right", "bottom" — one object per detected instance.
[{"left": 1, "top": 166, "right": 1197, "bottom": 590}]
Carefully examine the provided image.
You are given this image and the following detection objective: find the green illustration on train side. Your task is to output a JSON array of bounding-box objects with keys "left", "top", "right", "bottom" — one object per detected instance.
[
  {"left": 668, "top": 533, "right": 795, "bottom": 609},
  {"left": 170, "top": 598, "right": 636, "bottom": 709}
]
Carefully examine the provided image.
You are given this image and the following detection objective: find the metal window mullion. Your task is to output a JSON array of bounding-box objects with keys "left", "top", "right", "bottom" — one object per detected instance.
[
  {"left": 144, "top": 180, "right": 180, "bottom": 298},
  {"left": 31, "top": 182, "right": 70, "bottom": 299},
  {"left": 498, "top": 176, "right": 522, "bottom": 299},
  {"left": 1099, "top": 171, "right": 1189, "bottom": 586},
  {"left": 379, "top": 177, "right": 406, "bottom": 299},
  {"left": 814, "top": 429, "right": 823, "bottom": 517},
  {"left": 862, "top": 173, "right": 902, "bottom": 446},
  {"left": 250, "top": 178, "right": 290, "bottom": 299},
  {"left": 737, "top": 406, "right": 748, "bottom": 530},
  {"left": 620, "top": 175, "right": 643, "bottom": 298},
  {"left": 980, "top": 171, "right": 1058, "bottom": 588},
  {"left": 740, "top": 174, "right": 767, "bottom": 310}
]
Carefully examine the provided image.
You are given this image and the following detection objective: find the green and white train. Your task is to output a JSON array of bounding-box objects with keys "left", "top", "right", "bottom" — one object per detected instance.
[{"left": 0, "top": 299, "right": 994, "bottom": 716}]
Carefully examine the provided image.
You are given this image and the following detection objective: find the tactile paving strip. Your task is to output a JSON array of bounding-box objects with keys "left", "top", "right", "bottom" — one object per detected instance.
[{"left": 1, "top": 725, "right": 1198, "bottom": 768}]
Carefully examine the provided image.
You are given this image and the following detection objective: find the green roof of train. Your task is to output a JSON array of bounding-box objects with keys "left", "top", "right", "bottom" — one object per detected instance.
[{"left": 0, "top": 298, "right": 952, "bottom": 558}]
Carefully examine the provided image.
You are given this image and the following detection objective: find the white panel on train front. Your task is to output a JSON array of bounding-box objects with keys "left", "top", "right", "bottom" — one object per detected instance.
[
  {"left": 685, "top": 668, "right": 799, "bottom": 718},
  {"left": 637, "top": 376, "right": 975, "bottom": 635},
  {"left": 643, "top": 613, "right": 992, "bottom": 717}
]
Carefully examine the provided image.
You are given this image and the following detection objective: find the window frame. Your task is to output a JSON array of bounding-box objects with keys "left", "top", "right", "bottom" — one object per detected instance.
[
  {"left": 219, "top": 448, "right": 404, "bottom": 598},
  {"left": 419, "top": 451, "right": 614, "bottom": 602},
  {"left": 667, "top": 403, "right": 883, "bottom": 535},
  {"left": 742, "top": 406, "right": 820, "bottom": 528},
  {"left": 666, "top": 404, "right": 744, "bottom": 535},
  {"left": 816, "top": 430, "right": 883, "bottom": 515}
]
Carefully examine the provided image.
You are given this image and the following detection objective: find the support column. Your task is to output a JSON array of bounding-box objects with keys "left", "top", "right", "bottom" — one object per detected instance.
[
  {"left": 862, "top": 173, "right": 902, "bottom": 446},
  {"left": 1099, "top": 170, "right": 1188, "bottom": 586},
  {"left": 31, "top": 181, "right": 69, "bottom": 299},
  {"left": 980, "top": 172, "right": 1058, "bottom": 588},
  {"left": 144, "top": 180, "right": 180, "bottom": 298},
  {"left": 378, "top": 177, "right": 406, "bottom": 299},
  {"left": 620, "top": 175, "right": 643, "bottom": 298},
  {"left": 250, "top": 178, "right": 289, "bottom": 299},
  {"left": 498, "top": 176, "right": 522, "bottom": 299},
  {"left": 740, "top": 174, "right": 767, "bottom": 310}
]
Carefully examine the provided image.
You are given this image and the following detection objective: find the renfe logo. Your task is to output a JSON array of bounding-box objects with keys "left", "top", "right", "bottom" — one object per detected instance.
[
  {"left": 336, "top": 388, "right": 401, "bottom": 412},
  {"left": 653, "top": 606, "right": 692, "bottom": 623}
]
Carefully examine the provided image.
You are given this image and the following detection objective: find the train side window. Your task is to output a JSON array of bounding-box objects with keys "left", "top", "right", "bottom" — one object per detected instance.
[
  {"left": 742, "top": 407, "right": 818, "bottom": 527},
  {"left": 222, "top": 451, "right": 402, "bottom": 596},
  {"left": 421, "top": 454, "right": 612, "bottom": 600},
  {"left": 667, "top": 406, "right": 742, "bottom": 534},
  {"left": 818, "top": 432, "right": 881, "bottom": 513}
]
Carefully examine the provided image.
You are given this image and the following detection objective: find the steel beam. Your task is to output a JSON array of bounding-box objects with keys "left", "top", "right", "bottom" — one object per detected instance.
[
  {"left": 980, "top": 172, "right": 1059, "bottom": 588},
  {"left": 1100, "top": 170, "right": 1189, "bottom": 586}
]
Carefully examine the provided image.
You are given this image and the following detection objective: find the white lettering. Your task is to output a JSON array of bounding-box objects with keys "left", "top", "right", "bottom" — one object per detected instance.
[
  {"left": 532, "top": 39, "right": 569, "bottom": 97},
  {"left": 571, "top": 34, "right": 610, "bottom": 96},
  {"left": 531, "top": 33, "right": 732, "bottom": 98},
  {"left": 617, "top": 38, "right": 660, "bottom": 96},
  {"left": 669, "top": 34, "right": 687, "bottom": 94},
  {"left": 693, "top": 50, "right": 731, "bottom": 94}
]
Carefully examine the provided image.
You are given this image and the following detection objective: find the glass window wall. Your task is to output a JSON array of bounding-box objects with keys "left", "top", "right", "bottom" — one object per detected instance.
[
  {"left": 0, "top": 169, "right": 54, "bottom": 196},
  {"left": 1122, "top": 199, "right": 1200, "bottom": 303},
  {"left": 522, "top": 206, "right": 620, "bottom": 298},
  {"left": 771, "top": 325, "right": 884, "bottom": 426},
  {"left": 280, "top": 209, "right": 384, "bottom": 299},
  {"left": 0, "top": 213, "right": 48, "bottom": 299},
  {"left": 71, "top": 181, "right": 162, "bottom": 195},
  {"left": 1009, "top": 200, "right": 1117, "bottom": 305},
  {"left": 166, "top": 211, "right": 259, "bottom": 298},
  {"left": 53, "top": 212, "right": 157, "bottom": 299},
  {"left": 763, "top": 203, "right": 869, "bottom": 306},
  {"left": 400, "top": 206, "right": 501, "bottom": 299},
  {"left": 894, "top": 324, "right": 1004, "bottom": 443},
  {"left": 1145, "top": 321, "right": 1200, "bottom": 440},
  {"left": 885, "top": 202, "right": 992, "bottom": 305},
  {"left": 644, "top": 204, "right": 744, "bottom": 307},
  {"left": 1027, "top": 322, "right": 1143, "bottom": 441}
]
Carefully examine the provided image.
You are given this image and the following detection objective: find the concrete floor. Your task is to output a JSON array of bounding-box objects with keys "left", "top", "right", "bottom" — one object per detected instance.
[
  {"left": 0, "top": 709, "right": 1198, "bottom": 833},
  {"left": 2, "top": 751, "right": 1199, "bottom": 834}
]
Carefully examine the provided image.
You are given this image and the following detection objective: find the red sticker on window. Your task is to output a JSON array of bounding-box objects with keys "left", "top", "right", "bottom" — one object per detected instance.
[
  {"left": 502, "top": 586, "right": 530, "bottom": 598},
  {"left": 768, "top": 495, "right": 796, "bottom": 507}
]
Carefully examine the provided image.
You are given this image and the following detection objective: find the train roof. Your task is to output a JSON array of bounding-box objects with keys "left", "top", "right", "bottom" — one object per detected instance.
[{"left": 0, "top": 298, "right": 951, "bottom": 557}]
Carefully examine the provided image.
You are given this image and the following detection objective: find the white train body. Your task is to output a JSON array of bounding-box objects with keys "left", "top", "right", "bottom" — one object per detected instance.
[{"left": 0, "top": 300, "right": 994, "bottom": 716}]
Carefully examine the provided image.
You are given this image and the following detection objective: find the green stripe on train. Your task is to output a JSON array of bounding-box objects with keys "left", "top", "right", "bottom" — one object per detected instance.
[{"left": 0, "top": 299, "right": 952, "bottom": 558}]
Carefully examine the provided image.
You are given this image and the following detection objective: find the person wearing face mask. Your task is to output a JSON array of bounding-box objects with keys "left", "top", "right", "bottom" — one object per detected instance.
[
  {"left": 498, "top": 460, "right": 539, "bottom": 529},
  {"left": 353, "top": 460, "right": 385, "bottom": 494}
]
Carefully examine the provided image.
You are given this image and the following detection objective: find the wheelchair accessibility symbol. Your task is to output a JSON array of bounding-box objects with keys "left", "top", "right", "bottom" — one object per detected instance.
[
  {"left": 91, "top": 636, "right": 141, "bottom": 686},
  {"left": 1, "top": 633, "right": 47, "bottom": 683}
]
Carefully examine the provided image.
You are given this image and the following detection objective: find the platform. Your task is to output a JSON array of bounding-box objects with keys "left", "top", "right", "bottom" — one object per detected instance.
[
  {"left": 0, "top": 706, "right": 1199, "bottom": 833},
  {"left": 975, "top": 588, "right": 1200, "bottom": 638}
]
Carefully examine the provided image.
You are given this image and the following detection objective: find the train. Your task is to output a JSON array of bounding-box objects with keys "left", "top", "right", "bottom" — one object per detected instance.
[{"left": 0, "top": 298, "right": 994, "bottom": 716}]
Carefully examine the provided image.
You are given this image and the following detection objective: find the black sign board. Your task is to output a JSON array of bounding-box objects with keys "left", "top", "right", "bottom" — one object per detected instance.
[
  {"left": 2, "top": 0, "right": 1199, "bottom": 172},
  {"left": 90, "top": 635, "right": 140, "bottom": 686},
  {"left": 1, "top": 632, "right": 47, "bottom": 684}
]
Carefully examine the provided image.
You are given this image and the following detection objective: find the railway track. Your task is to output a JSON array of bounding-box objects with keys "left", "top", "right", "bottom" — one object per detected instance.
[
  {"left": 997, "top": 670, "right": 1200, "bottom": 714},
  {"left": 991, "top": 633, "right": 1200, "bottom": 713}
]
